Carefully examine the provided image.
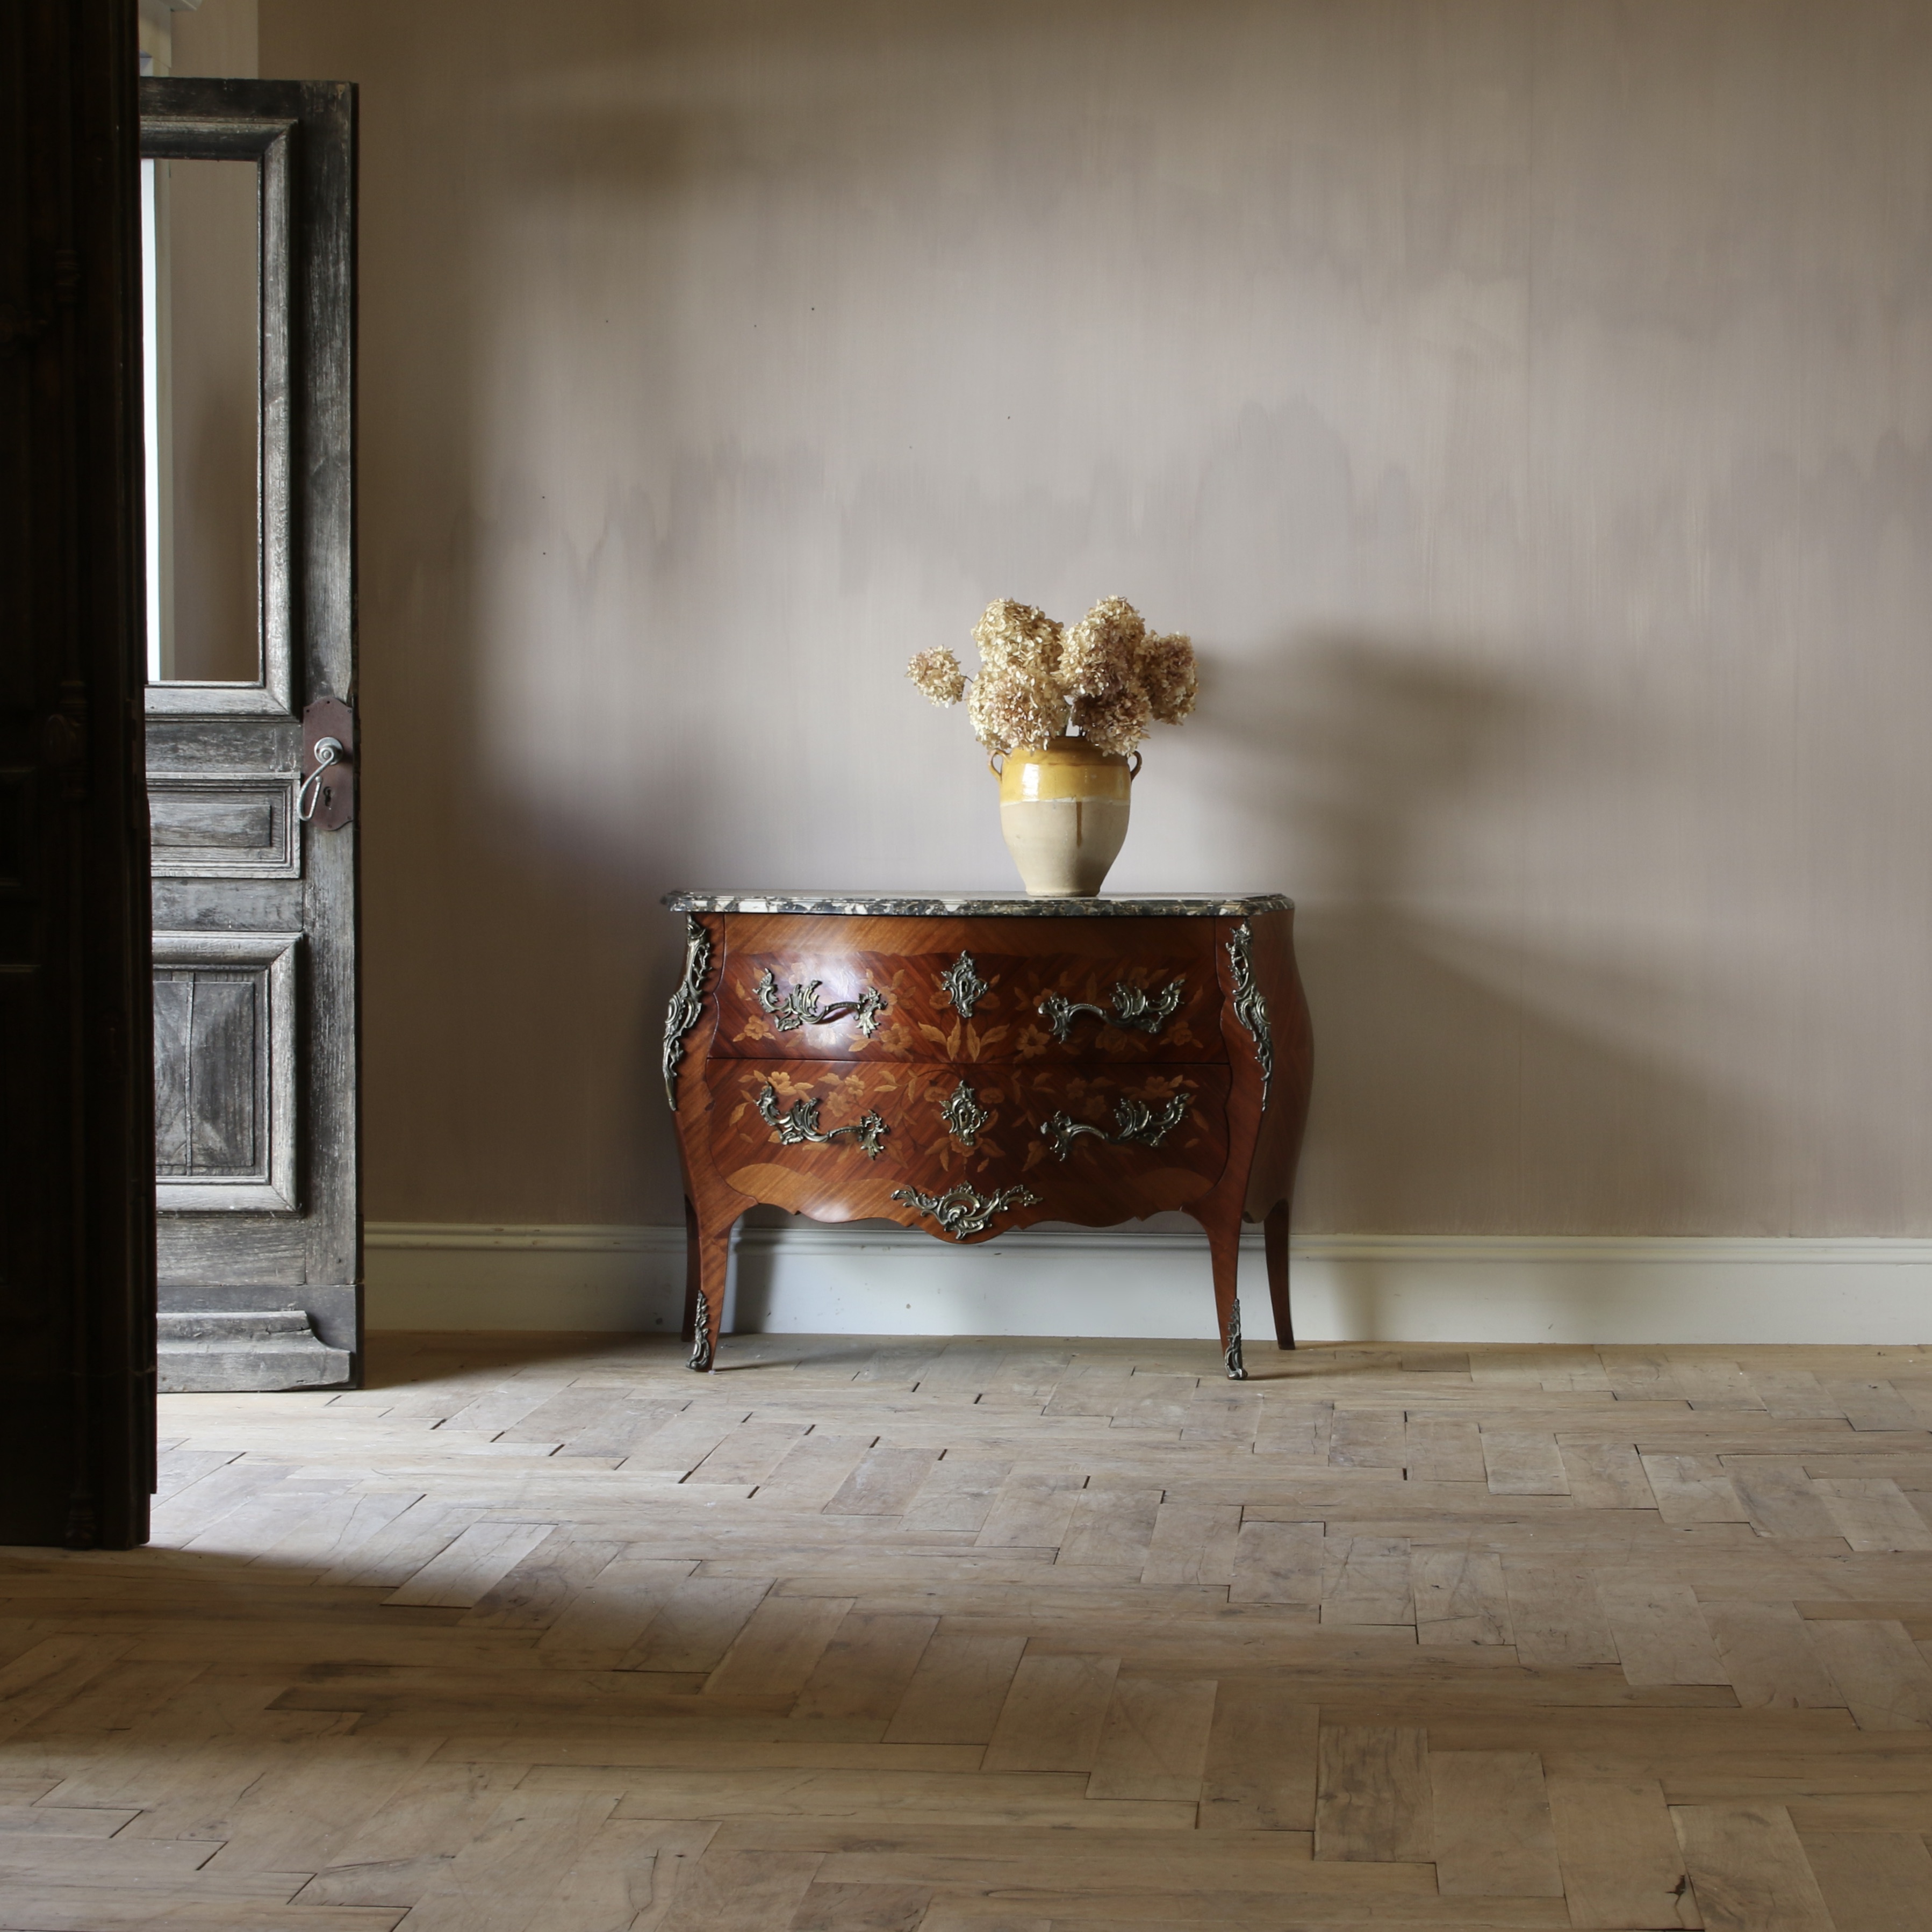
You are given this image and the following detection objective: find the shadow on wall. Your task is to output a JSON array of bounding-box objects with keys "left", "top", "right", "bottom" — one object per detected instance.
[
  {"left": 1218, "top": 634, "right": 1773, "bottom": 1275},
  {"left": 343, "top": 8, "right": 1798, "bottom": 1252}
]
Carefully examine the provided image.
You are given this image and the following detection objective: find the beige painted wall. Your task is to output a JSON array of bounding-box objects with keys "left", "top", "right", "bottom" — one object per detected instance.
[
  {"left": 170, "top": 0, "right": 257, "bottom": 78},
  {"left": 257, "top": 0, "right": 1932, "bottom": 1238}
]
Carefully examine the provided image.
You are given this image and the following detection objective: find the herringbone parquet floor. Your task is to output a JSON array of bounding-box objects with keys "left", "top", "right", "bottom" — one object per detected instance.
[{"left": 5, "top": 1332, "right": 1932, "bottom": 1930}]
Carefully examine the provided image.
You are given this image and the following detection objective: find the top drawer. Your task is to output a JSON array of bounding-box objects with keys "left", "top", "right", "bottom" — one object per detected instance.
[{"left": 705, "top": 913, "right": 1229, "bottom": 1064}]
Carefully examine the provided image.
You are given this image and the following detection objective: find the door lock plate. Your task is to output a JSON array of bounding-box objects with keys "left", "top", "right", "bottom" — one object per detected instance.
[{"left": 300, "top": 696, "right": 355, "bottom": 830}]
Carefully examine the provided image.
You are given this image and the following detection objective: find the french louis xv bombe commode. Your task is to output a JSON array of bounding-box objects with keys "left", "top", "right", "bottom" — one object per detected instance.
[{"left": 660, "top": 893, "right": 1313, "bottom": 1380}]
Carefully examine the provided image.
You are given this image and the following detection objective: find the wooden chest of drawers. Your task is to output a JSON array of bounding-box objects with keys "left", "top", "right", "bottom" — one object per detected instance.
[{"left": 661, "top": 893, "right": 1312, "bottom": 1378}]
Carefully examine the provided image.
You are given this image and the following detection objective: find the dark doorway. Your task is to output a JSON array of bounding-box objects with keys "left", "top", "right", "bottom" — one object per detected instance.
[{"left": 1, "top": 0, "right": 157, "bottom": 1550}]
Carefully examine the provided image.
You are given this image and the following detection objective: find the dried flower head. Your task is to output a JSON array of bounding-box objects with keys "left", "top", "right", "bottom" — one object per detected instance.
[
  {"left": 906, "top": 646, "right": 966, "bottom": 708},
  {"left": 1060, "top": 596, "right": 1146, "bottom": 701},
  {"left": 906, "top": 594, "right": 1196, "bottom": 759},
  {"left": 967, "top": 600, "right": 1068, "bottom": 752},
  {"left": 968, "top": 659, "right": 1065, "bottom": 755},
  {"left": 1071, "top": 681, "right": 1155, "bottom": 758},
  {"left": 1137, "top": 630, "right": 1198, "bottom": 726},
  {"left": 972, "top": 600, "right": 1063, "bottom": 680}
]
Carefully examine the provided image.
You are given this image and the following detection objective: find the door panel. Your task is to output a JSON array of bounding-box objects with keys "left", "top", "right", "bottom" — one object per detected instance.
[
  {"left": 140, "top": 78, "right": 358, "bottom": 1391},
  {"left": 152, "top": 930, "right": 299, "bottom": 1211},
  {"left": 147, "top": 773, "right": 299, "bottom": 877}
]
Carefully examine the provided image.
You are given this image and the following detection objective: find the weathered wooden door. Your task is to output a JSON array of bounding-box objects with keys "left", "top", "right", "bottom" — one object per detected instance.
[{"left": 140, "top": 78, "right": 360, "bottom": 1392}]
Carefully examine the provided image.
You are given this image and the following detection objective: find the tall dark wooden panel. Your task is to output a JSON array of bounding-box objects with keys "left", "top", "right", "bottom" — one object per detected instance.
[{"left": 0, "top": 0, "right": 157, "bottom": 1548}]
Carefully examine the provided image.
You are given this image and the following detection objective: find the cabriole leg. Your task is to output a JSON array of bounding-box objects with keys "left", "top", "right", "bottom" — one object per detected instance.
[
  {"left": 1265, "top": 1202, "right": 1295, "bottom": 1350},
  {"left": 684, "top": 1211, "right": 732, "bottom": 1373},
  {"left": 680, "top": 1196, "right": 701, "bottom": 1345},
  {"left": 1204, "top": 1215, "right": 1246, "bottom": 1381}
]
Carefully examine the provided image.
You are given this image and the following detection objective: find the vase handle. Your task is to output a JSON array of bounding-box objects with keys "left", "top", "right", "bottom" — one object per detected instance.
[
  {"left": 988, "top": 752, "right": 1005, "bottom": 779},
  {"left": 1127, "top": 751, "right": 1143, "bottom": 779}
]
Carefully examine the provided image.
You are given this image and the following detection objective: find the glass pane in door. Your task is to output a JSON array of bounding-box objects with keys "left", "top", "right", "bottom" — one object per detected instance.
[{"left": 142, "top": 155, "right": 262, "bottom": 685}]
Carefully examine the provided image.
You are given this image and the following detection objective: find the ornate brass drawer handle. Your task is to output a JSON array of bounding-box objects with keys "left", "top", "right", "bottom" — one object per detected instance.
[
  {"left": 939, "top": 952, "right": 990, "bottom": 1019},
  {"left": 1038, "top": 979, "right": 1183, "bottom": 1043},
  {"left": 1042, "top": 1093, "right": 1190, "bottom": 1161},
  {"left": 756, "top": 1082, "right": 889, "bottom": 1159},
  {"left": 940, "top": 1079, "right": 990, "bottom": 1150},
  {"left": 1226, "top": 922, "right": 1273, "bottom": 1104},
  {"left": 756, "top": 968, "right": 887, "bottom": 1038},
  {"left": 892, "top": 1181, "right": 1040, "bottom": 1240}
]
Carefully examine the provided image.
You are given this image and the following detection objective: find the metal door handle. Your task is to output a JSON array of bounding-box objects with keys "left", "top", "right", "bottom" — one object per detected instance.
[{"left": 296, "top": 737, "right": 344, "bottom": 822}]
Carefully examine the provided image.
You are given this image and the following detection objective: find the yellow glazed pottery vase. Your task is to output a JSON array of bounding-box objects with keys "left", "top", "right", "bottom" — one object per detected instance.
[{"left": 992, "top": 735, "right": 1139, "bottom": 897}]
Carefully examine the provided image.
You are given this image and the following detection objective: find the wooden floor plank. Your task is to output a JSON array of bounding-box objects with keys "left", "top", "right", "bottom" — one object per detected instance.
[
  {"left": 1642, "top": 1455, "right": 1751, "bottom": 1526},
  {"left": 1546, "top": 1776, "right": 1698, "bottom": 1928},
  {"left": 1413, "top": 1548, "right": 1513, "bottom": 1646},
  {"left": 881, "top": 1630, "right": 1029, "bottom": 1746},
  {"left": 622, "top": 1576, "right": 774, "bottom": 1674},
  {"left": 1229, "top": 1519, "right": 1323, "bottom": 1606},
  {"left": 1596, "top": 1579, "right": 1728, "bottom": 1687},
  {"left": 1057, "top": 1488, "right": 1162, "bottom": 1571},
  {"left": 981, "top": 1653, "right": 1121, "bottom": 1773},
  {"left": 787, "top": 1877, "right": 932, "bottom": 1931},
  {"left": 974, "top": 1471, "right": 1087, "bottom": 1549},
  {"left": 1428, "top": 1749, "right": 1564, "bottom": 1897},
  {"left": 648, "top": 1847, "right": 824, "bottom": 1932},
  {"left": 1406, "top": 1418, "right": 1488, "bottom": 1484},
  {"left": 897, "top": 1459, "right": 1011, "bottom": 1535},
  {"left": 1502, "top": 1563, "right": 1622, "bottom": 1670},
  {"left": 457, "top": 1530, "right": 622, "bottom": 1631},
  {"left": 1084, "top": 1677, "right": 1217, "bottom": 1801},
  {"left": 1558, "top": 1440, "right": 1658, "bottom": 1512},
  {"left": 1138, "top": 1500, "right": 1241, "bottom": 1588},
  {"left": 1671, "top": 1801, "right": 1834, "bottom": 1932},
  {"left": 1721, "top": 1466, "right": 1840, "bottom": 1544},
  {"left": 1747, "top": 1372, "right": 1846, "bottom": 1422},
  {"left": 1700, "top": 1601, "right": 1844, "bottom": 1711},
  {"left": 1804, "top": 1618, "right": 1932, "bottom": 1730},
  {"left": 1199, "top": 1686, "right": 1318, "bottom": 1832},
  {"left": 750, "top": 1434, "right": 875, "bottom": 1510},
  {"left": 1794, "top": 1829, "right": 1932, "bottom": 1932},
  {"left": 790, "top": 1612, "right": 938, "bottom": 1722},
  {"left": 1482, "top": 1432, "right": 1571, "bottom": 1497},
  {"left": 1313, "top": 1724, "right": 1431, "bottom": 1862},
  {"left": 1818, "top": 1477, "right": 1932, "bottom": 1551},
  {"left": 825, "top": 1445, "right": 938, "bottom": 1519},
  {"left": 530, "top": 1553, "right": 698, "bottom": 1670},
  {"left": 1320, "top": 1534, "right": 1414, "bottom": 1627},
  {"left": 1820, "top": 1378, "right": 1923, "bottom": 1432},
  {"left": 1329, "top": 1409, "right": 1407, "bottom": 1469},
  {"left": 705, "top": 1595, "right": 854, "bottom": 1698}
]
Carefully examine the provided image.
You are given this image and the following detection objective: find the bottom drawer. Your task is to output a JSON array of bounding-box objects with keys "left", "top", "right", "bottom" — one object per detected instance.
[{"left": 701, "top": 1059, "right": 1230, "bottom": 1234}]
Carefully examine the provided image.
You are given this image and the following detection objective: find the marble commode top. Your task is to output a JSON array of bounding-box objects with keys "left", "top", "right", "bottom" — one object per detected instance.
[{"left": 662, "top": 891, "right": 1294, "bottom": 917}]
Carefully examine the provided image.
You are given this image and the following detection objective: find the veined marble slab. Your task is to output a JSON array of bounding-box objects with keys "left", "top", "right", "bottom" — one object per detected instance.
[{"left": 662, "top": 890, "right": 1294, "bottom": 917}]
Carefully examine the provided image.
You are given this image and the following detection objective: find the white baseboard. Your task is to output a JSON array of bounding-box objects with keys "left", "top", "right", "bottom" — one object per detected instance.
[{"left": 363, "top": 1222, "right": 1932, "bottom": 1346}]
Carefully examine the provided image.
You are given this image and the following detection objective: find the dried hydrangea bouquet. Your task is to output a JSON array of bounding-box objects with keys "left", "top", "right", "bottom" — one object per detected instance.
[{"left": 908, "top": 597, "right": 1197, "bottom": 896}]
